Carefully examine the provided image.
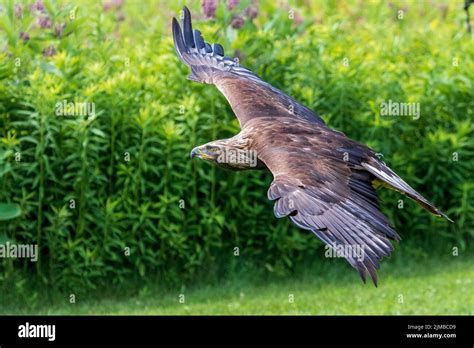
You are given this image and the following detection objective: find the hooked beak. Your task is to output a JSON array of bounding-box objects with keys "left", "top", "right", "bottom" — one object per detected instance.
[
  {"left": 190, "top": 147, "right": 200, "bottom": 159},
  {"left": 189, "top": 146, "right": 209, "bottom": 159},
  {"left": 190, "top": 147, "right": 212, "bottom": 160}
]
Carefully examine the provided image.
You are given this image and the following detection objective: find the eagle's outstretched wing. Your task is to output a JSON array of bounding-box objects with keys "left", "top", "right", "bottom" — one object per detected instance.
[
  {"left": 254, "top": 120, "right": 450, "bottom": 285},
  {"left": 172, "top": 7, "right": 325, "bottom": 127},
  {"left": 258, "top": 124, "right": 400, "bottom": 286}
]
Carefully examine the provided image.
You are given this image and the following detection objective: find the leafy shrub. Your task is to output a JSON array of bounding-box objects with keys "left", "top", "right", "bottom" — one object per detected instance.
[{"left": 0, "top": 0, "right": 472, "bottom": 292}]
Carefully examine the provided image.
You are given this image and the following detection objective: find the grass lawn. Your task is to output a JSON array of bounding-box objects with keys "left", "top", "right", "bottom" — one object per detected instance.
[{"left": 3, "top": 250, "right": 473, "bottom": 315}]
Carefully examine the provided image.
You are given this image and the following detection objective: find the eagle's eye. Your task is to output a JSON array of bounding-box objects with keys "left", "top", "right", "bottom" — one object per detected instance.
[{"left": 208, "top": 147, "right": 220, "bottom": 154}]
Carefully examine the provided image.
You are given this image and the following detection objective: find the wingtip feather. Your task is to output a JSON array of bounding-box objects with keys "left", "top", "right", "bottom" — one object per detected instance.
[
  {"left": 182, "top": 6, "right": 195, "bottom": 49},
  {"left": 172, "top": 17, "right": 187, "bottom": 62}
]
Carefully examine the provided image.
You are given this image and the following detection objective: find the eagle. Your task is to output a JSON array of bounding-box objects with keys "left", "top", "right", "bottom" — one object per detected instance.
[{"left": 172, "top": 7, "right": 452, "bottom": 286}]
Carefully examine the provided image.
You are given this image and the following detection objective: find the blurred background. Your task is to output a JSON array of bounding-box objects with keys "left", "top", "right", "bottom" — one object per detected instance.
[{"left": 0, "top": 0, "right": 473, "bottom": 314}]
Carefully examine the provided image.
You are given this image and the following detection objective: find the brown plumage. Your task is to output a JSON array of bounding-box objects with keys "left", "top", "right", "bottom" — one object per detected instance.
[{"left": 173, "top": 7, "right": 452, "bottom": 286}]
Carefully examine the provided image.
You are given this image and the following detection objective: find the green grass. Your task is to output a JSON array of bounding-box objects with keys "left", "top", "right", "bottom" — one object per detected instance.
[{"left": 3, "top": 251, "right": 473, "bottom": 315}]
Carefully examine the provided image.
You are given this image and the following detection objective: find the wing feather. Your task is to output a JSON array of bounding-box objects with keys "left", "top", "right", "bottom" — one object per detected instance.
[
  {"left": 257, "top": 123, "right": 401, "bottom": 286},
  {"left": 172, "top": 7, "right": 325, "bottom": 127},
  {"left": 255, "top": 117, "right": 451, "bottom": 285}
]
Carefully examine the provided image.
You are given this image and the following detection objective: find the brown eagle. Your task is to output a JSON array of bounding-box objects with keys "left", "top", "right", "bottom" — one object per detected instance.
[{"left": 172, "top": 7, "right": 452, "bottom": 286}]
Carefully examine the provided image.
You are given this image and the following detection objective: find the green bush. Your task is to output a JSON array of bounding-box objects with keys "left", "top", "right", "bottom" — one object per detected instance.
[{"left": 0, "top": 0, "right": 473, "bottom": 292}]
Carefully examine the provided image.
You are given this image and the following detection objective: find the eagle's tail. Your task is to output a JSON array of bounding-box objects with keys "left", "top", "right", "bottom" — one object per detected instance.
[{"left": 362, "top": 159, "right": 453, "bottom": 223}]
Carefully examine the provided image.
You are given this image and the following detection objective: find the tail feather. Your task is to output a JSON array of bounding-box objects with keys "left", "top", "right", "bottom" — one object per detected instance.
[{"left": 362, "top": 159, "right": 453, "bottom": 223}]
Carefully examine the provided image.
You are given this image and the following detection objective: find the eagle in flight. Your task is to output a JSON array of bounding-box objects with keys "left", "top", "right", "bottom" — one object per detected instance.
[{"left": 172, "top": 7, "right": 452, "bottom": 286}]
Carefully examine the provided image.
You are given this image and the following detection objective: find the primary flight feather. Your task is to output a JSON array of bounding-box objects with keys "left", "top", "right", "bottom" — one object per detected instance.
[{"left": 172, "top": 7, "right": 452, "bottom": 286}]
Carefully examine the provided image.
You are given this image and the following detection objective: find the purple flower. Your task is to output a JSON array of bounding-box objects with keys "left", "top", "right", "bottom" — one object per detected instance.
[
  {"left": 245, "top": 5, "right": 258, "bottom": 20},
  {"left": 31, "top": 0, "right": 44, "bottom": 12},
  {"left": 42, "top": 45, "right": 56, "bottom": 57},
  {"left": 54, "top": 23, "right": 66, "bottom": 37},
  {"left": 231, "top": 15, "right": 244, "bottom": 29},
  {"left": 14, "top": 4, "right": 23, "bottom": 18},
  {"left": 202, "top": 0, "right": 217, "bottom": 19},
  {"left": 37, "top": 15, "right": 52, "bottom": 28},
  {"left": 292, "top": 11, "right": 303, "bottom": 26},
  {"left": 104, "top": 0, "right": 123, "bottom": 12},
  {"left": 227, "top": 0, "right": 239, "bottom": 11},
  {"left": 19, "top": 32, "right": 30, "bottom": 42}
]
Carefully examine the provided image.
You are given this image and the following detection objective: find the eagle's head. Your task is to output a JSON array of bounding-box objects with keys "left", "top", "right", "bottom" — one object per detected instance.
[
  {"left": 190, "top": 139, "right": 263, "bottom": 171},
  {"left": 190, "top": 142, "right": 225, "bottom": 162}
]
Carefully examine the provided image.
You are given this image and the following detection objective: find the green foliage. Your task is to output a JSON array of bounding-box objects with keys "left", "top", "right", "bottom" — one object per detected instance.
[
  {"left": 0, "top": 0, "right": 473, "bottom": 294},
  {"left": 0, "top": 202, "right": 22, "bottom": 220}
]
